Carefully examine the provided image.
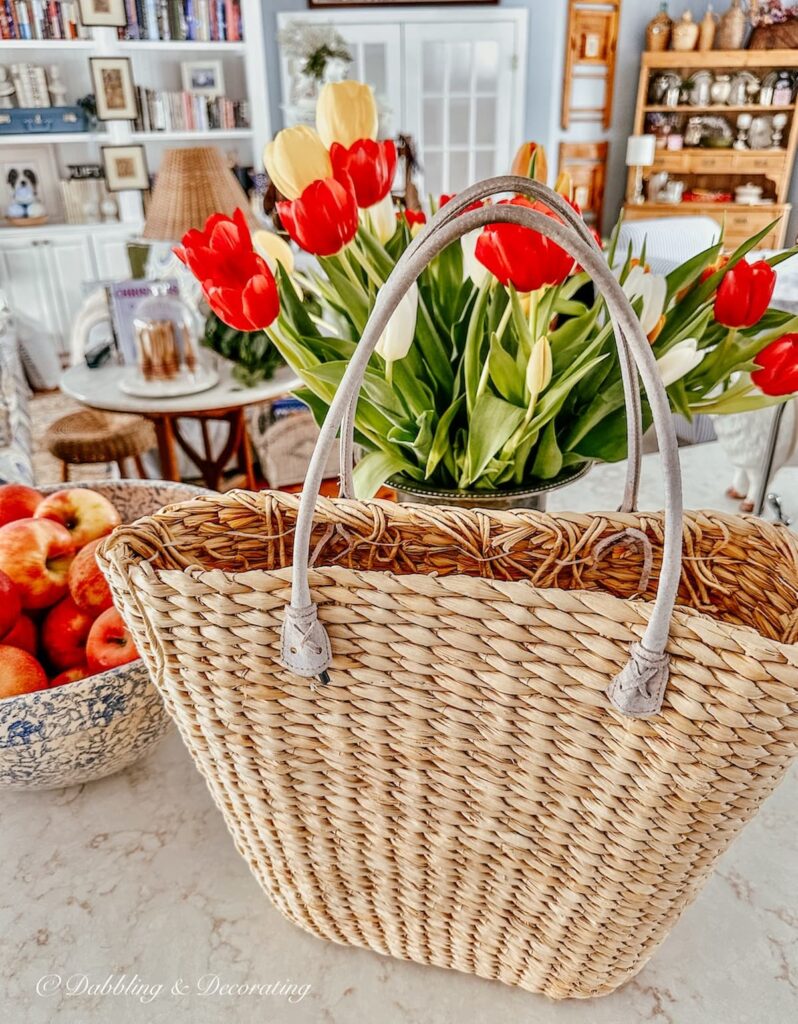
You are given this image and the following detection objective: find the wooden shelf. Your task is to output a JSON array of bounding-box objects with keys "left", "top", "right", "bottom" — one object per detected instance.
[
  {"left": 117, "top": 40, "right": 246, "bottom": 53},
  {"left": 0, "top": 39, "right": 94, "bottom": 50},
  {"left": 643, "top": 49, "right": 798, "bottom": 69},
  {"left": 132, "top": 129, "right": 253, "bottom": 141},
  {"left": 645, "top": 104, "right": 796, "bottom": 114},
  {"left": 627, "top": 201, "right": 787, "bottom": 212},
  {"left": 0, "top": 133, "right": 106, "bottom": 145}
]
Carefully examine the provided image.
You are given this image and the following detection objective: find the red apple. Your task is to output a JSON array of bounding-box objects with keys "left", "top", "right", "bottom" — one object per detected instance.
[
  {"left": 42, "top": 595, "right": 95, "bottom": 671},
  {"left": 1, "top": 613, "right": 37, "bottom": 656},
  {"left": 0, "top": 568, "right": 21, "bottom": 637},
  {"left": 0, "top": 644, "right": 47, "bottom": 699},
  {"left": 0, "top": 483, "right": 40, "bottom": 527},
  {"left": 86, "top": 607, "right": 139, "bottom": 673},
  {"left": 68, "top": 538, "right": 113, "bottom": 615},
  {"left": 50, "top": 664, "right": 89, "bottom": 688},
  {"left": 0, "top": 518, "right": 74, "bottom": 610},
  {"left": 35, "top": 488, "right": 121, "bottom": 550}
]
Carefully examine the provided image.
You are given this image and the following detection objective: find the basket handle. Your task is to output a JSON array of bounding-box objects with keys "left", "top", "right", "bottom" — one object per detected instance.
[
  {"left": 337, "top": 176, "right": 643, "bottom": 514},
  {"left": 280, "top": 180, "right": 684, "bottom": 719}
]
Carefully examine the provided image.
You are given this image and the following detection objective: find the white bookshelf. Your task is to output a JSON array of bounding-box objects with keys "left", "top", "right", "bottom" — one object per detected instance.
[{"left": 0, "top": 0, "right": 271, "bottom": 233}]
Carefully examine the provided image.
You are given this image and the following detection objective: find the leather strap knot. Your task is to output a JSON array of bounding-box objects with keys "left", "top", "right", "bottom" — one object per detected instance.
[{"left": 607, "top": 642, "right": 670, "bottom": 718}]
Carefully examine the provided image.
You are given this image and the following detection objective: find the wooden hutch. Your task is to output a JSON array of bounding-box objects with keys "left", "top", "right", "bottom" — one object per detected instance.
[{"left": 624, "top": 49, "right": 798, "bottom": 250}]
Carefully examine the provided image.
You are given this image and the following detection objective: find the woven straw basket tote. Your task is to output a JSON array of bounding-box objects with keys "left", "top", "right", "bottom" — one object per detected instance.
[{"left": 100, "top": 179, "right": 798, "bottom": 1000}]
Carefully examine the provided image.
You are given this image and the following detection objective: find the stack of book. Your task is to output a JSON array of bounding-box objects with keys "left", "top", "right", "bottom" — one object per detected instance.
[
  {"left": 9, "top": 62, "right": 50, "bottom": 106},
  {"left": 0, "top": 1, "right": 88, "bottom": 40},
  {"left": 60, "top": 170, "right": 116, "bottom": 225},
  {"left": 119, "top": 0, "right": 243, "bottom": 42},
  {"left": 134, "top": 87, "right": 249, "bottom": 133}
]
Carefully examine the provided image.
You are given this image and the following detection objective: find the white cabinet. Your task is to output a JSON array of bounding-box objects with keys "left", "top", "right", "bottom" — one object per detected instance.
[
  {"left": 0, "top": 225, "right": 136, "bottom": 362},
  {"left": 277, "top": 9, "right": 526, "bottom": 198}
]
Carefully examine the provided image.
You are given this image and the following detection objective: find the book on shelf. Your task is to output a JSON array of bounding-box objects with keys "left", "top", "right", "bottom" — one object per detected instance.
[
  {"left": 119, "top": 0, "right": 242, "bottom": 42},
  {"left": 9, "top": 62, "right": 51, "bottom": 107},
  {"left": 0, "top": 1, "right": 88, "bottom": 40},
  {"left": 133, "top": 85, "right": 249, "bottom": 133}
]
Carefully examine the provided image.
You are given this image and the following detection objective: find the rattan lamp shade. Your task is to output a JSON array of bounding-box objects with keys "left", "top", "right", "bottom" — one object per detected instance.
[{"left": 141, "top": 147, "right": 256, "bottom": 241}]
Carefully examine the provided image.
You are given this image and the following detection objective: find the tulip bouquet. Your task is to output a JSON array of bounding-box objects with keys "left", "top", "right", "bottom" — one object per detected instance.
[{"left": 176, "top": 79, "right": 798, "bottom": 497}]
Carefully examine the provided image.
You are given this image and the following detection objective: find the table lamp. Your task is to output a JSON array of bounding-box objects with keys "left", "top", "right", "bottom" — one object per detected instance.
[
  {"left": 625, "top": 134, "right": 656, "bottom": 206},
  {"left": 141, "top": 146, "right": 257, "bottom": 242}
]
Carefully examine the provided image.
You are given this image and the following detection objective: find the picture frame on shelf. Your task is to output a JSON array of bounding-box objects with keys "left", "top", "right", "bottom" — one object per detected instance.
[
  {"left": 90, "top": 57, "right": 138, "bottom": 121},
  {"left": 101, "top": 144, "right": 150, "bottom": 192},
  {"left": 2, "top": 143, "right": 62, "bottom": 227},
  {"left": 180, "top": 61, "right": 226, "bottom": 98},
  {"left": 77, "top": 0, "right": 128, "bottom": 27}
]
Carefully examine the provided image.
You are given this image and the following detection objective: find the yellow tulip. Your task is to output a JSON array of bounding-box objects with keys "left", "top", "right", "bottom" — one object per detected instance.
[
  {"left": 253, "top": 230, "right": 295, "bottom": 275},
  {"left": 510, "top": 142, "right": 548, "bottom": 183},
  {"left": 554, "top": 170, "right": 573, "bottom": 202},
  {"left": 316, "top": 81, "right": 378, "bottom": 150},
  {"left": 263, "top": 126, "right": 332, "bottom": 200},
  {"left": 526, "top": 336, "right": 552, "bottom": 408}
]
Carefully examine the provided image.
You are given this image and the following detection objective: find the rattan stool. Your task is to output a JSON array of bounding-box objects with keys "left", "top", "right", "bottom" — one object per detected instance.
[{"left": 46, "top": 409, "right": 156, "bottom": 482}]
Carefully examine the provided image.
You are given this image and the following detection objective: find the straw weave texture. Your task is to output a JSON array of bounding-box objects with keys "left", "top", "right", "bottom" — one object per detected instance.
[{"left": 100, "top": 491, "right": 798, "bottom": 999}]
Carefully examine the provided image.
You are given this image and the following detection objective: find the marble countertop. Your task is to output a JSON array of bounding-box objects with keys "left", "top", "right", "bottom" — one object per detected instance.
[{"left": 4, "top": 444, "right": 797, "bottom": 1023}]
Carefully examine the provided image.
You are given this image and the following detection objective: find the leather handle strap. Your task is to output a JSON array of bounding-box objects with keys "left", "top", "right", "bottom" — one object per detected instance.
[
  {"left": 337, "top": 175, "right": 642, "bottom": 514},
  {"left": 280, "top": 181, "right": 684, "bottom": 719}
]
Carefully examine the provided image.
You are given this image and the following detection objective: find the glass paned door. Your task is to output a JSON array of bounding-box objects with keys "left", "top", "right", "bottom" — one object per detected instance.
[{"left": 404, "top": 22, "right": 519, "bottom": 197}]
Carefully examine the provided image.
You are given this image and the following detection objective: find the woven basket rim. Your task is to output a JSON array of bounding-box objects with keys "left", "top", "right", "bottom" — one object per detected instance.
[{"left": 101, "top": 490, "right": 798, "bottom": 664}]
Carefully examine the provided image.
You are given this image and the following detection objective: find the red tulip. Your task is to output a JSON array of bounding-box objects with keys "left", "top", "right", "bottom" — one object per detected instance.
[
  {"left": 398, "top": 208, "right": 427, "bottom": 228},
  {"left": 752, "top": 333, "right": 798, "bottom": 396},
  {"left": 277, "top": 174, "right": 359, "bottom": 257},
  {"left": 174, "top": 209, "right": 279, "bottom": 332},
  {"left": 330, "top": 138, "right": 396, "bottom": 209},
  {"left": 475, "top": 196, "right": 576, "bottom": 292},
  {"left": 714, "top": 259, "right": 776, "bottom": 328},
  {"left": 438, "top": 193, "right": 484, "bottom": 215}
]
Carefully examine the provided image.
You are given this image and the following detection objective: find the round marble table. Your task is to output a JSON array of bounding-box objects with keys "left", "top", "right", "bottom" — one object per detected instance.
[{"left": 60, "top": 363, "right": 300, "bottom": 490}]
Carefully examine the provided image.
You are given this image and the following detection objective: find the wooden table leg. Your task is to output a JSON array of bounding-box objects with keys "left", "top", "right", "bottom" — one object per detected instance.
[
  {"left": 153, "top": 415, "right": 181, "bottom": 482},
  {"left": 237, "top": 409, "right": 257, "bottom": 490}
]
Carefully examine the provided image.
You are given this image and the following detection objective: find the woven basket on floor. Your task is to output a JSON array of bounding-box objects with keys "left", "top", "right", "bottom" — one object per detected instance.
[{"left": 99, "top": 179, "right": 798, "bottom": 1000}]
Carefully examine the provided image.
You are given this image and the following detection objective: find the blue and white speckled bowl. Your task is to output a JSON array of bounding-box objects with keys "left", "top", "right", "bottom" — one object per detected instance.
[{"left": 0, "top": 480, "right": 207, "bottom": 790}]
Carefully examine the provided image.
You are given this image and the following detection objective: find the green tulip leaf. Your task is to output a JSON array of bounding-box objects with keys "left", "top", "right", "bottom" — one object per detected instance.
[
  {"left": 426, "top": 396, "right": 465, "bottom": 479},
  {"left": 353, "top": 449, "right": 418, "bottom": 499},
  {"left": 488, "top": 332, "right": 525, "bottom": 406},
  {"left": 461, "top": 392, "right": 526, "bottom": 487},
  {"left": 531, "top": 420, "right": 563, "bottom": 479}
]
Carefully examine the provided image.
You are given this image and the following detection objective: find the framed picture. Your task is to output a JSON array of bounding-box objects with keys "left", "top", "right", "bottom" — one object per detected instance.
[
  {"left": 77, "top": 0, "right": 127, "bottom": 27},
  {"left": 2, "top": 143, "right": 62, "bottom": 225},
  {"left": 101, "top": 145, "right": 149, "bottom": 192},
  {"left": 90, "top": 57, "right": 138, "bottom": 121},
  {"left": 180, "top": 60, "right": 225, "bottom": 98}
]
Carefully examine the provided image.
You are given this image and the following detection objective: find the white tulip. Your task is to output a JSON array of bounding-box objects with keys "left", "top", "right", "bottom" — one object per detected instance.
[
  {"left": 622, "top": 265, "right": 667, "bottom": 337},
  {"left": 656, "top": 338, "right": 704, "bottom": 387},
  {"left": 375, "top": 281, "right": 419, "bottom": 363},
  {"left": 364, "top": 193, "right": 397, "bottom": 245},
  {"left": 461, "top": 229, "right": 489, "bottom": 287},
  {"left": 526, "top": 335, "right": 553, "bottom": 406}
]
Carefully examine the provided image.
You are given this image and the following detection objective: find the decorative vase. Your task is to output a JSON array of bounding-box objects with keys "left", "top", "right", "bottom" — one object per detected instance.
[
  {"left": 698, "top": 5, "right": 718, "bottom": 51},
  {"left": 716, "top": 0, "right": 747, "bottom": 50},
  {"left": 672, "top": 11, "right": 700, "bottom": 51},
  {"left": 710, "top": 74, "right": 732, "bottom": 104},
  {"left": 646, "top": 2, "right": 673, "bottom": 51},
  {"left": 388, "top": 462, "right": 593, "bottom": 512}
]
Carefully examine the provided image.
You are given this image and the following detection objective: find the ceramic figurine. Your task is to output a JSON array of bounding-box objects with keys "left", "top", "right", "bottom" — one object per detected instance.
[
  {"left": 5, "top": 167, "right": 46, "bottom": 222},
  {"left": 710, "top": 74, "right": 732, "bottom": 104},
  {"left": 47, "top": 65, "right": 67, "bottom": 106},
  {"left": 646, "top": 2, "right": 673, "bottom": 51},
  {"left": 713, "top": 403, "right": 798, "bottom": 512},
  {"left": 699, "top": 5, "right": 718, "bottom": 50},
  {"left": 716, "top": 0, "right": 747, "bottom": 50},
  {"left": 672, "top": 11, "right": 700, "bottom": 51}
]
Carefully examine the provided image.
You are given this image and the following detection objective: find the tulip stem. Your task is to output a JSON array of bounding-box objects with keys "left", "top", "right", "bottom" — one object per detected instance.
[{"left": 348, "top": 242, "right": 384, "bottom": 289}]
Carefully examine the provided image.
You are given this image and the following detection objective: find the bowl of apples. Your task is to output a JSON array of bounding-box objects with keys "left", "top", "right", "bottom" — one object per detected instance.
[{"left": 0, "top": 479, "right": 206, "bottom": 790}]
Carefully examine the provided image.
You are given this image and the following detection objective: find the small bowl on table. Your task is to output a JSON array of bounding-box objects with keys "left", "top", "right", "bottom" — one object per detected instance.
[{"left": 0, "top": 480, "right": 206, "bottom": 791}]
